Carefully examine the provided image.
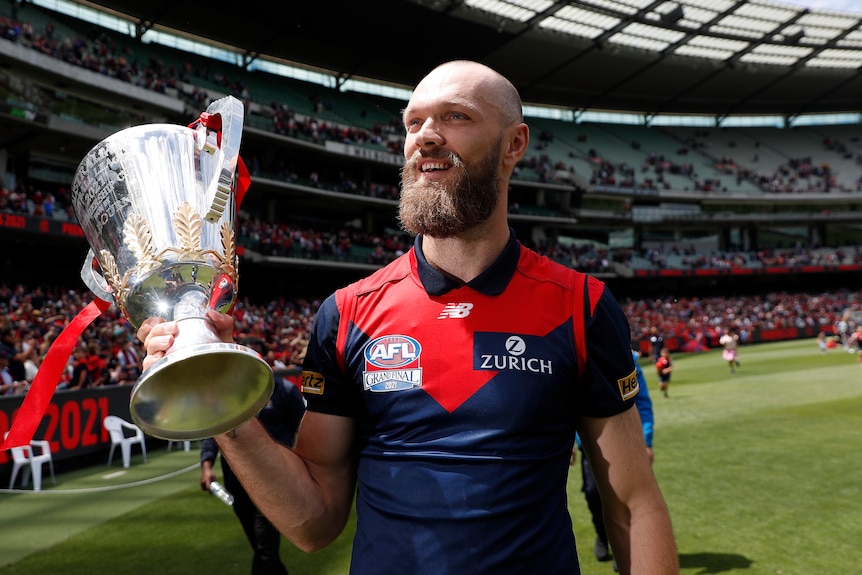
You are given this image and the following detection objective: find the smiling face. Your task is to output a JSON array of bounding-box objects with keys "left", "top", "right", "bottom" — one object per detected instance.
[
  {"left": 399, "top": 134, "right": 504, "bottom": 238},
  {"left": 398, "top": 61, "right": 527, "bottom": 238}
]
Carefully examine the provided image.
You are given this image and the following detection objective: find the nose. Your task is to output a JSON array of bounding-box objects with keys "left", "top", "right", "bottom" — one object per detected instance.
[{"left": 413, "top": 118, "right": 444, "bottom": 149}]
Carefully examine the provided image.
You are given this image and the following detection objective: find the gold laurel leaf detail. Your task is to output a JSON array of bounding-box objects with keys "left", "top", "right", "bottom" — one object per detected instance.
[
  {"left": 98, "top": 249, "right": 122, "bottom": 294},
  {"left": 221, "top": 222, "right": 235, "bottom": 264},
  {"left": 218, "top": 223, "right": 238, "bottom": 279},
  {"left": 123, "top": 214, "right": 158, "bottom": 264},
  {"left": 173, "top": 202, "right": 204, "bottom": 260}
]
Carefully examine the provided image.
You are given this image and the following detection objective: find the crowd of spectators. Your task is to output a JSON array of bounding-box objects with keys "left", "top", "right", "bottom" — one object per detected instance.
[
  {"left": 2, "top": 280, "right": 860, "bottom": 398},
  {"left": 5, "top": 169, "right": 862, "bottom": 277},
  {"left": 713, "top": 153, "right": 862, "bottom": 195},
  {"left": 688, "top": 131, "right": 862, "bottom": 194},
  {"left": 6, "top": 5, "right": 862, "bottom": 199},
  {"left": 6, "top": 170, "right": 862, "bottom": 278},
  {"left": 237, "top": 218, "right": 410, "bottom": 265},
  {"left": 2, "top": 8, "right": 406, "bottom": 158},
  {"left": 268, "top": 100, "right": 404, "bottom": 156},
  {"left": 622, "top": 289, "right": 862, "bottom": 349},
  {"left": 0, "top": 282, "right": 317, "bottom": 397},
  {"left": 637, "top": 242, "right": 862, "bottom": 271},
  {"left": 539, "top": 128, "right": 862, "bottom": 194}
]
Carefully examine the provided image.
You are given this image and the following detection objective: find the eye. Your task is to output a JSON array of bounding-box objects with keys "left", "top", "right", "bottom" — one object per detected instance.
[{"left": 404, "top": 118, "right": 421, "bottom": 132}]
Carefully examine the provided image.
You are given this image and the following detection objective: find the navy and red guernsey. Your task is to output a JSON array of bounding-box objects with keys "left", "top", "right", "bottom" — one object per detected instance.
[{"left": 301, "top": 230, "right": 638, "bottom": 575}]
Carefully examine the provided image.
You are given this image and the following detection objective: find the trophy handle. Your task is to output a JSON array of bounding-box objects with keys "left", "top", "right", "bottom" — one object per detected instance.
[
  {"left": 80, "top": 248, "right": 114, "bottom": 302},
  {"left": 200, "top": 95, "right": 245, "bottom": 223}
]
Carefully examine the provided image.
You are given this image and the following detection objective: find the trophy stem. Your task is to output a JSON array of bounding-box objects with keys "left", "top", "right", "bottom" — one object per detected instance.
[
  {"left": 129, "top": 300, "right": 274, "bottom": 440},
  {"left": 169, "top": 289, "right": 221, "bottom": 350}
]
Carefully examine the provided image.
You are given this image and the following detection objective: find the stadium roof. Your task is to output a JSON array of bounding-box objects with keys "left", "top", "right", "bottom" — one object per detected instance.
[{"left": 60, "top": 0, "right": 862, "bottom": 117}]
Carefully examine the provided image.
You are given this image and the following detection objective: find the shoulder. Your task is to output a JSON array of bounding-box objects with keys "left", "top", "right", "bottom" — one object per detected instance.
[
  {"left": 515, "top": 246, "right": 612, "bottom": 314},
  {"left": 342, "top": 250, "right": 413, "bottom": 299},
  {"left": 516, "top": 245, "right": 588, "bottom": 287}
]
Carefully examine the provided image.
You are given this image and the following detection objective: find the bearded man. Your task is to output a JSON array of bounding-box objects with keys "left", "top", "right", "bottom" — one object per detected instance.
[{"left": 139, "top": 60, "right": 678, "bottom": 575}]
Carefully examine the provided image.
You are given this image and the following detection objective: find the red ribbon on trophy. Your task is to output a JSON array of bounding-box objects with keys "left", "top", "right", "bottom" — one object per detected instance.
[{"left": 1, "top": 298, "right": 111, "bottom": 450}]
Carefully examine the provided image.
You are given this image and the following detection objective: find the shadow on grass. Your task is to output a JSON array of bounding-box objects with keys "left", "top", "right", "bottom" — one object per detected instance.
[{"left": 679, "top": 552, "right": 753, "bottom": 573}]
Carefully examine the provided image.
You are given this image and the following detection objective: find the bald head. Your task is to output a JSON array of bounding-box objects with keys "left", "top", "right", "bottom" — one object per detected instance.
[{"left": 412, "top": 60, "right": 523, "bottom": 127}]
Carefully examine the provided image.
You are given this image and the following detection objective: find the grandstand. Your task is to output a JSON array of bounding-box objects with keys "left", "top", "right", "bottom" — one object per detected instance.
[{"left": 1, "top": 0, "right": 862, "bottom": 302}]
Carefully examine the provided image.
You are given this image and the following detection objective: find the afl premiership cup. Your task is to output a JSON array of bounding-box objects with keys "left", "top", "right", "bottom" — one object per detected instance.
[{"left": 71, "top": 95, "right": 273, "bottom": 440}]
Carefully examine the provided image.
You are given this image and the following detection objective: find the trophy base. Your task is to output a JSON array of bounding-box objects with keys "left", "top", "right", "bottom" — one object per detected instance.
[{"left": 129, "top": 342, "right": 275, "bottom": 440}]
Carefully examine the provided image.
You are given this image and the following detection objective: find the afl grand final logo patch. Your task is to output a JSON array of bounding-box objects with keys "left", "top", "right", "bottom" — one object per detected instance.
[{"left": 362, "top": 335, "right": 423, "bottom": 392}]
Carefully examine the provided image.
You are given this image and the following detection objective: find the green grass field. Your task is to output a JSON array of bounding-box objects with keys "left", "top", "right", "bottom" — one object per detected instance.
[{"left": 1, "top": 337, "right": 861, "bottom": 574}]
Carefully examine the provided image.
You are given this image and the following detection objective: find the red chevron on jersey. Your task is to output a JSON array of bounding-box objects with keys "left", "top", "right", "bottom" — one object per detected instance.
[{"left": 300, "top": 231, "right": 637, "bottom": 575}]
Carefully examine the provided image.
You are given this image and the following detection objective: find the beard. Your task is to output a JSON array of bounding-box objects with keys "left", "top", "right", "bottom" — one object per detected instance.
[{"left": 398, "top": 137, "right": 503, "bottom": 238}]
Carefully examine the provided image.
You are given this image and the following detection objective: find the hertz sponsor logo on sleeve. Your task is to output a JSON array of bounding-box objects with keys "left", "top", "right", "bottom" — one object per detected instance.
[
  {"left": 302, "top": 370, "right": 325, "bottom": 395},
  {"left": 617, "top": 370, "right": 639, "bottom": 400}
]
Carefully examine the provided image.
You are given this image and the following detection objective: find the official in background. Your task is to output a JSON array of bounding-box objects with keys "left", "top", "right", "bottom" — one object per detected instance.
[
  {"left": 201, "top": 337, "right": 305, "bottom": 575},
  {"left": 575, "top": 349, "right": 655, "bottom": 571}
]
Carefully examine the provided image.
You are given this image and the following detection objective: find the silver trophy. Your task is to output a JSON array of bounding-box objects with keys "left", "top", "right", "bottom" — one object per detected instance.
[{"left": 71, "top": 95, "right": 274, "bottom": 440}]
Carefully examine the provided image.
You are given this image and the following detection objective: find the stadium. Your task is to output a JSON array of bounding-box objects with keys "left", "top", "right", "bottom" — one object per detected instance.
[{"left": 1, "top": 0, "right": 862, "bottom": 574}]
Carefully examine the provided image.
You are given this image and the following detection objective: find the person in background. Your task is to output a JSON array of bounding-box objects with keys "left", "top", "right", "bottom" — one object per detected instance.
[
  {"left": 648, "top": 326, "right": 664, "bottom": 363},
  {"left": 0, "top": 347, "right": 28, "bottom": 395},
  {"left": 68, "top": 345, "right": 93, "bottom": 390},
  {"left": 0, "top": 326, "right": 34, "bottom": 385},
  {"left": 817, "top": 331, "right": 827, "bottom": 354},
  {"left": 719, "top": 327, "right": 741, "bottom": 374},
  {"left": 200, "top": 336, "right": 305, "bottom": 575},
  {"left": 141, "top": 60, "right": 677, "bottom": 575},
  {"left": 575, "top": 348, "right": 655, "bottom": 572},
  {"left": 113, "top": 336, "right": 142, "bottom": 385},
  {"left": 656, "top": 347, "right": 674, "bottom": 398}
]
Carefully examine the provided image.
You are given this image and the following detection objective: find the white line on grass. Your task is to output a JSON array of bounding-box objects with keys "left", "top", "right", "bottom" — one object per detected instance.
[{"left": 0, "top": 463, "right": 198, "bottom": 494}]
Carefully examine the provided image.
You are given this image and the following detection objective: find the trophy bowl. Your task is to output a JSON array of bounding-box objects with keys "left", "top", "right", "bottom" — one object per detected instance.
[{"left": 71, "top": 96, "right": 274, "bottom": 440}]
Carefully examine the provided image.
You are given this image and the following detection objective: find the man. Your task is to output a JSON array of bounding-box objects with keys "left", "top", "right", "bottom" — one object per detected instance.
[
  {"left": 648, "top": 326, "right": 664, "bottom": 363},
  {"left": 656, "top": 347, "right": 674, "bottom": 399},
  {"left": 139, "top": 60, "right": 677, "bottom": 574},
  {"left": 0, "top": 326, "right": 32, "bottom": 385},
  {"left": 0, "top": 347, "right": 27, "bottom": 395},
  {"left": 201, "top": 438, "right": 289, "bottom": 575}
]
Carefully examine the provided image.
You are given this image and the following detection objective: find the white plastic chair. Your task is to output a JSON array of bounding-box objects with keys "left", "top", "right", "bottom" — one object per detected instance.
[
  {"left": 167, "top": 440, "right": 191, "bottom": 452},
  {"left": 103, "top": 415, "right": 147, "bottom": 468},
  {"left": 4, "top": 432, "right": 55, "bottom": 491}
]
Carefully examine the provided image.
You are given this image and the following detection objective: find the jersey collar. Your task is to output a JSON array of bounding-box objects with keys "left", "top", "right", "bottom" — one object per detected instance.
[{"left": 413, "top": 228, "right": 520, "bottom": 296}]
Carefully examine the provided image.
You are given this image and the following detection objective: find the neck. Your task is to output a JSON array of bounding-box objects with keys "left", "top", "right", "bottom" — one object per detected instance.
[{"left": 421, "top": 220, "right": 510, "bottom": 283}]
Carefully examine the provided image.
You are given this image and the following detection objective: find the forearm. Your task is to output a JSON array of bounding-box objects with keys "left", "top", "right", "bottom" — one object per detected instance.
[
  {"left": 215, "top": 418, "right": 354, "bottom": 552},
  {"left": 605, "top": 495, "right": 678, "bottom": 574},
  {"left": 582, "top": 409, "right": 677, "bottom": 574}
]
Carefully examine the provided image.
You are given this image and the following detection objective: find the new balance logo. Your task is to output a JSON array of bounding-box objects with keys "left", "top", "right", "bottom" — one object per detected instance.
[{"left": 438, "top": 302, "right": 474, "bottom": 319}]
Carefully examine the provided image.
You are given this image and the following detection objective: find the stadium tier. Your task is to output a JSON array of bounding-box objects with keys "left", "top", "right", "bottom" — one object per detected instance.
[{"left": 1, "top": 0, "right": 862, "bottom": 301}]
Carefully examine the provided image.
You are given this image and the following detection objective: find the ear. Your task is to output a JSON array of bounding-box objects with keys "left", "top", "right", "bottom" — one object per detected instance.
[{"left": 502, "top": 123, "right": 530, "bottom": 169}]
